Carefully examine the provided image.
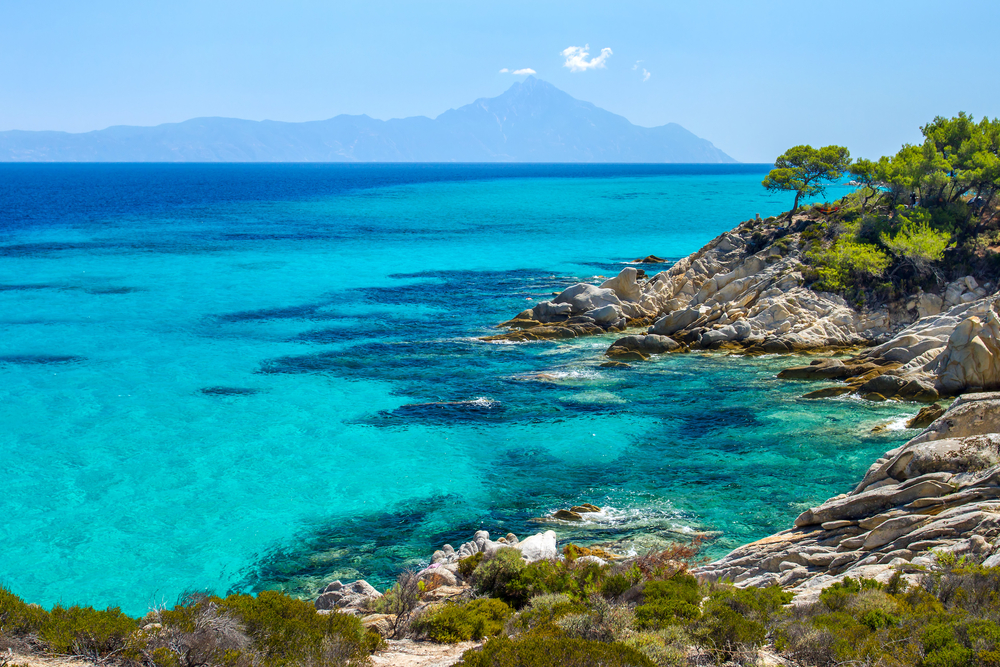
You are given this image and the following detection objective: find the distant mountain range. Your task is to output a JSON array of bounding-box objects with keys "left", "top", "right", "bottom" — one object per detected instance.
[{"left": 0, "top": 77, "right": 734, "bottom": 163}]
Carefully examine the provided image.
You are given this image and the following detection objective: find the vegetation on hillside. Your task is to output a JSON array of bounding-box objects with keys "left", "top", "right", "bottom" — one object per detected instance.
[
  {"left": 761, "top": 113, "right": 1000, "bottom": 307},
  {"left": 0, "top": 588, "right": 381, "bottom": 667}
]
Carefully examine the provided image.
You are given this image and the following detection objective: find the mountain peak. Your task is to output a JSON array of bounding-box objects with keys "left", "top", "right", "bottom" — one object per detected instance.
[{"left": 0, "top": 80, "right": 735, "bottom": 163}]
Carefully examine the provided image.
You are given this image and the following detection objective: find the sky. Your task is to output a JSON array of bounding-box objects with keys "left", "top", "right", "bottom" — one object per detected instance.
[{"left": 2, "top": 0, "right": 998, "bottom": 163}]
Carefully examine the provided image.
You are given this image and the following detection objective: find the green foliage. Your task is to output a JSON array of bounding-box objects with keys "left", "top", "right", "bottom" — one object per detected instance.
[
  {"left": 471, "top": 548, "right": 529, "bottom": 606},
  {"left": 806, "top": 238, "right": 891, "bottom": 292},
  {"left": 634, "top": 574, "right": 702, "bottom": 630},
  {"left": 215, "top": 590, "right": 371, "bottom": 666},
  {"left": 778, "top": 569, "right": 1000, "bottom": 667},
  {"left": 881, "top": 207, "right": 954, "bottom": 274},
  {"left": 600, "top": 565, "right": 643, "bottom": 598},
  {"left": 458, "top": 552, "right": 485, "bottom": 579},
  {"left": 457, "top": 635, "right": 657, "bottom": 667},
  {"left": 556, "top": 595, "right": 634, "bottom": 643},
  {"left": 411, "top": 599, "right": 513, "bottom": 644},
  {"left": 40, "top": 604, "right": 138, "bottom": 659},
  {"left": 696, "top": 585, "right": 792, "bottom": 662},
  {"left": 621, "top": 627, "right": 691, "bottom": 667},
  {"left": 471, "top": 548, "right": 608, "bottom": 608},
  {"left": 0, "top": 587, "right": 49, "bottom": 636},
  {"left": 763, "top": 144, "right": 852, "bottom": 214},
  {"left": 508, "top": 594, "right": 584, "bottom": 636}
]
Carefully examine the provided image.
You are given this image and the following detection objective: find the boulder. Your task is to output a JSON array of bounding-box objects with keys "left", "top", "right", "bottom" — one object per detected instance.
[
  {"left": 906, "top": 404, "right": 946, "bottom": 429},
  {"left": 529, "top": 300, "right": 573, "bottom": 322},
  {"left": 515, "top": 531, "right": 558, "bottom": 561},
  {"left": 553, "top": 284, "right": 622, "bottom": 315},
  {"left": 600, "top": 267, "right": 643, "bottom": 302},
  {"left": 315, "top": 580, "right": 382, "bottom": 611},
  {"left": 586, "top": 304, "right": 624, "bottom": 325},
  {"left": 606, "top": 334, "right": 680, "bottom": 357}
]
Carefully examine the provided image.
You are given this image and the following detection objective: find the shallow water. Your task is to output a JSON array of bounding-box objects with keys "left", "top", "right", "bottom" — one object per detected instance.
[{"left": 0, "top": 164, "right": 914, "bottom": 614}]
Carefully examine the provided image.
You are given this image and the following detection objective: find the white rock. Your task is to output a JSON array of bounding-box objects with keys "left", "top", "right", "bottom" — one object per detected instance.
[{"left": 515, "top": 530, "right": 558, "bottom": 561}]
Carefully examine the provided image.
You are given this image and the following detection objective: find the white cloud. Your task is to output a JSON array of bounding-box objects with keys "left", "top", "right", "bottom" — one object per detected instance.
[
  {"left": 642, "top": 68, "right": 651, "bottom": 82},
  {"left": 632, "top": 60, "right": 644, "bottom": 71},
  {"left": 561, "top": 45, "right": 612, "bottom": 72},
  {"left": 499, "top": 68, "right": 509, "bottom": 73},
  {"left": 512, "top": 68, "right": 536, "bottom": 75}
]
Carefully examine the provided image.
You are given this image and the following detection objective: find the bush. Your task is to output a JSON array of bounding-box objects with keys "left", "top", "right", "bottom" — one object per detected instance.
[
  {"left": 216, "top": 590, "right": 372, "bottom": 666},
  {"left": 471, "top": 548, "right": 528, "bottom": 605},
  {"left": 472, "top": 549, "right": 609, "bottom": 608},
  {"left": 367, "top": 570, "right": 423, "bottom": 638},
  {"left": 696, "top": 585, "right": 792, "bottom": 662},
  {"left": 458, "top": 552, "right": 485, "bottom": 579},
  {"left": 882, "top": 208, "right": 954, "bottom": 275},
  {"left": 456, "top": 635, "right": 657, "bottom": 667},
  {"left": 412, "top": 599, "right": 513, "bottom": 644},
  {"left": 622, "top": 627, "right": 691, "bottom": 667},
  {"left": 41, "top": 604, "right": 139, "bottom": 660},
  {"left": 601, "top": 565, "right": 642, "bottom": 599},
  {"left": 153, "top": 590, "right": 375, "bottom": 667},
  {"left": 807, "top": 238, "right": 891, "bottom": 292},
  {"left": 0, "top": 587, "right": 49, "bottom": 636},
  {"left": 634, "top": 574, "right": 702, "bottom": 630},
  {"left": 507, "top": 594, "right": 583, "bottom": 636}
]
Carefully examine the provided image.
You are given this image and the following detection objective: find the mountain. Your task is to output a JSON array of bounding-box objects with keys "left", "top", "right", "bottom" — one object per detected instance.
[{"left": 0, "top": 78, "right": 734, "bottom": 163}]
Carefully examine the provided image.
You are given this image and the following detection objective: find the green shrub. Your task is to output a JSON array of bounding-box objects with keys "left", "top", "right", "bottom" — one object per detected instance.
[
  {"left": 508, "top": 594, "right": 584, "bottom": 636},
  {"left": 458, "top": 552, "right": 485, "bottom": 579},
  {"left": 882, "top": 209, "right": 954, "bottom": 275},
  {"left": 412, "top": 599, "right": 512, "bottom": 644},
  {"left": 0, "top": 587, "right": 49, "bottom": 636},
  {"left": 634, "top": 574, "right": 702, "bottom": 629},
  {"left": 555, "top": 596, "right": 634, "bottom": 644},
  {"left": 622, "top": 628, "right": 691, "bottom": 667},
  {"left": 807, "top": 238, "right": 891, "bottom": 292},
  {"left": 696, "top": 585, "right": 792, "bottom": 661},
  {"left": 471, "top": 548, "right": 528, "bottom": 605},
  {"left": 456, "top": 635, "right": 657, "bottom": 667},
  {"left": 41, "top": 605, "right": 139, "bottom": 659},
  {"left": 601, "top": 565, "right": 642, "bottom": 598},
  {"left": 216, "top": 590, "right": 371, "bottom": 665},
  {"left": 472, "top": 549, "right": 609, "bottom": 608}
]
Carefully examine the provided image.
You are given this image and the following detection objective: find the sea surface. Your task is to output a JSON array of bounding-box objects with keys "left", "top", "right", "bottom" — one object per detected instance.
[{"left": 0, "top": 164, "right": 916, "bottom": 615}]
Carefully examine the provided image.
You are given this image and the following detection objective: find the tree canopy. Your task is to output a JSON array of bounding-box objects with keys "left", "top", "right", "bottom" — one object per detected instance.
[{"left": 762, "top": 145, "right": 852, "bottom": 215}]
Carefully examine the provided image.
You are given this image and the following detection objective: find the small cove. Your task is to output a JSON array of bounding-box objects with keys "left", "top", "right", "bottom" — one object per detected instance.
[{"left": 0, "top": 164, "right": 914, "bottom": 614}]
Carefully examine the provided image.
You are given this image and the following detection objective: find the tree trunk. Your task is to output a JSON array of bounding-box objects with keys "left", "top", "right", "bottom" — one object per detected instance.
[{"left": 789, "top": 191, "right": 802, "bottom": 220}]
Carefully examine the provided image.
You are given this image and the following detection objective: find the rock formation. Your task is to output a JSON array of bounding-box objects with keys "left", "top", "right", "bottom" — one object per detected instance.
[
  {"left": 488, "top": 212, "right": 1000, "bottom": 398},
  {"left": 695, "top": 393, "right": 1000, "bottom": 603}
]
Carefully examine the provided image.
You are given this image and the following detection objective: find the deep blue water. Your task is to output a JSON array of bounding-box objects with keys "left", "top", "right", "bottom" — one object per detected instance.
[{"left": 0, "top": 164, "right": 914, "bottom": 614}]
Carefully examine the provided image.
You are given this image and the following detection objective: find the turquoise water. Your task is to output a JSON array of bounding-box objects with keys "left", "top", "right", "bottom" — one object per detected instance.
[{"left": 0, "top": 164, "right": 913, "bottom": 614}]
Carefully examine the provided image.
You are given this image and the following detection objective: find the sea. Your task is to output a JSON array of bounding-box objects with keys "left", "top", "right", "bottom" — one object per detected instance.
[{"left": 0, "top": 163, "right": 916, "bottom": 615}]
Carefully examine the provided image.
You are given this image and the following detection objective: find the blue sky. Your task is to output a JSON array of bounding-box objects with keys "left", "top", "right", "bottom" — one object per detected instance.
[{"left": 2, "top": 0, "right": 998, "bottom": 162}]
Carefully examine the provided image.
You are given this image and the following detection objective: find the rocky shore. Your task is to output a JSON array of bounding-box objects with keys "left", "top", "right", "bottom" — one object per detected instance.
[
  {"left": 310, "top": 211, "right": 1000, "bottom": 663},
  {"left": 487, "top": 211, "right": 1000, "bottom": 402},
  {"left": 694, "top": 392, "right": 1000, "bottom": 603}
]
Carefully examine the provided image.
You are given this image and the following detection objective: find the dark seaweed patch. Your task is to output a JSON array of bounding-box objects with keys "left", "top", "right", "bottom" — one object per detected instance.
[
  {"left": 216, "top": 304, "right": 325, "bottom": 322},
  {"left": 0, "top": 354, "right": 86, "bottom": 365},
  {"left": 379, "top": 399, "right": 506, "bottom": 424},
  {"left": 0, "top": 284, "right": 58, "bottom": 292},
  {"left": 199, "top": 386, "right": 264, "bottom": 396},
  {"left": 82, "top": 286, "right": 142, "bottom": 295}
]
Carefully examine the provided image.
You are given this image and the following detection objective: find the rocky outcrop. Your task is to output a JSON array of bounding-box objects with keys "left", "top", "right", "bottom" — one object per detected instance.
[
  {"left": 487, "top": 215, "right": 897, "bottom": 350},
  {"left": 695, "top": 393, "right": 1000, "bottom": 603},
  {"left": 786, "top": 294, "right": 1000, "bottom": 400}
]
